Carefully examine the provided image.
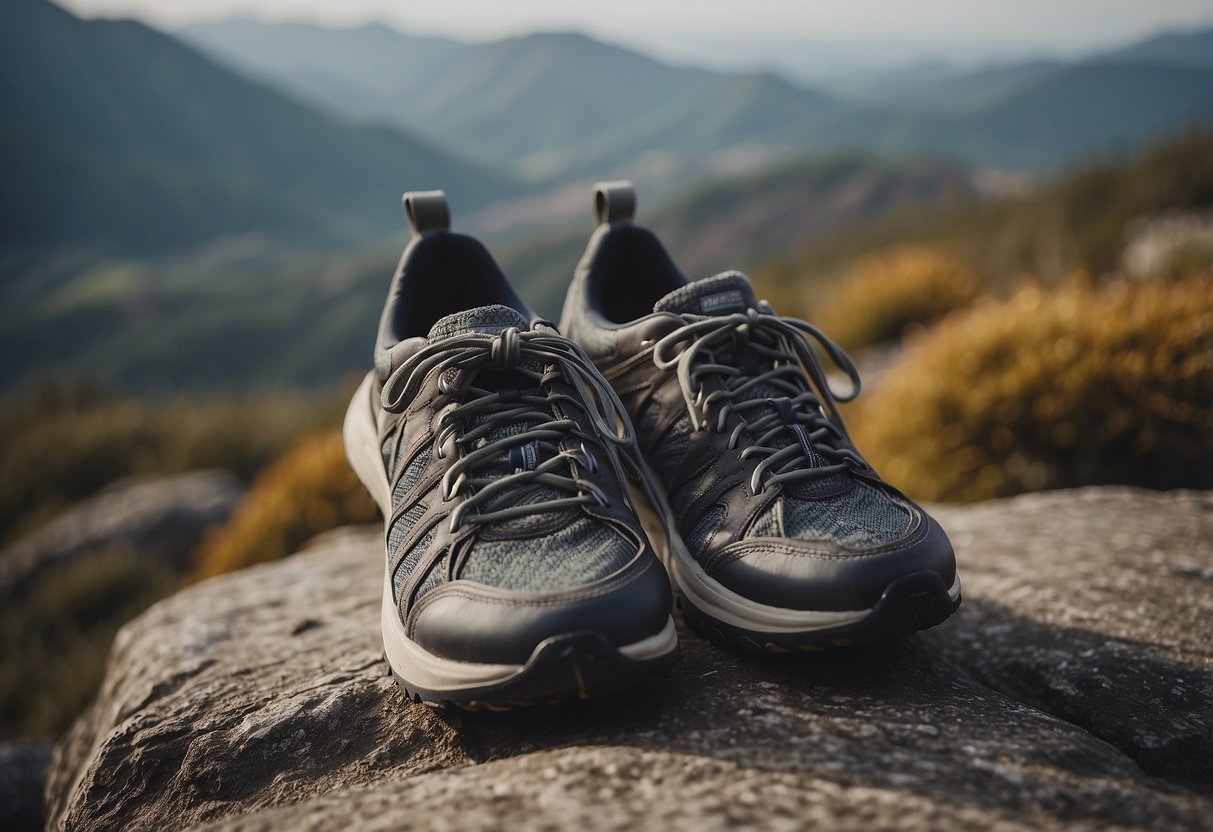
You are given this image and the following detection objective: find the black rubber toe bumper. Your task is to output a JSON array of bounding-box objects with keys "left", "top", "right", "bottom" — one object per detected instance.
[
  {"left": 681, "top": 569, "right": 961, "bottom": 652},
  {"left": 389, "top": 629, "right": 679, "bottom": 709},
  {"left": 707, "top": 515, "right": 957, "bottom": 613},
  {"left": 408, "top": 555, "right": 673, "bottom": 665}
]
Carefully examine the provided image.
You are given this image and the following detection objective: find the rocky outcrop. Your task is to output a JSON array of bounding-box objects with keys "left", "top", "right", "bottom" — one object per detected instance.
[
  {"left": 45, "top": 488, "right": 1213, "bottom": 831},
  {"left": 0, "top": 470, "right": 242, "bottom": 603}
]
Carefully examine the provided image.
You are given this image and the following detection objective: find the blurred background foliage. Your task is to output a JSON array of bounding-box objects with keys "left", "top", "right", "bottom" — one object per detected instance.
[
  {"left": 847, "top": 273, "right": 1213, "bottom": 501},
  {"left": 0, "top": 381, "right": 347, "bottom": 545},
  {"left": 191, "top": 430, "right": 377, "bottom": 580},
  {"left": 812, "top": 246, "right": 981, "bottom": 351},
  {"left": 2, "top": 0, "right": 1212, "bottom": 744},
  {"left": 0, "top": 544, "right": 175, "bottom": 739}
]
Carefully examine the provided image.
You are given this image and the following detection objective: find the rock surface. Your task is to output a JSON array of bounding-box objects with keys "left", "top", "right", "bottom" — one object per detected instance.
[
  {"left": 0, "top": 470, "right": 242, "bottom": 603},
  {"left": 46, "top": 487, "right": 1213, "bottom": 831}
]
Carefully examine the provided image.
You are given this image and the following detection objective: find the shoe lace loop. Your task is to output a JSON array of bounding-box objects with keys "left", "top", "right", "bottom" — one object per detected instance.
[
  {"left": 380, "top": 327, "right": 636, "bottom": 532},
  {"left": 652, "top": 308, "right": 866, "bottom": 494}
]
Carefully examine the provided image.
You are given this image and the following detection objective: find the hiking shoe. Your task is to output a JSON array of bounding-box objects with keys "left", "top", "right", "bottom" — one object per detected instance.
[
  {"left": 344, "top": 191, "right": 677, "bottom": 707},
  {"left": 559, "top": 181, "right": 961, "bottom": 652}
]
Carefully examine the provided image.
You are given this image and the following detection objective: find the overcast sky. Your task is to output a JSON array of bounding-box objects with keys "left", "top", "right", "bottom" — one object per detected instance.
[{"left": 56, "top": 0, "right": 1213, "bottom": 65}]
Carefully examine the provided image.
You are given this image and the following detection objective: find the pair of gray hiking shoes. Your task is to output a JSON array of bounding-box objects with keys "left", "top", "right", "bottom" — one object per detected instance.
[{"left": 344, "top": 182, "right": 961, "bottom": 709}]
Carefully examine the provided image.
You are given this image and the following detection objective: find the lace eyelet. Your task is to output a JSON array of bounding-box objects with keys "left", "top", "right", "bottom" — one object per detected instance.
[
  {"left": 587, "top": 483, "right": 610, "bottom": 508},
  {"left": 579, "top": 441, "right": 599, "bottom": 474}
]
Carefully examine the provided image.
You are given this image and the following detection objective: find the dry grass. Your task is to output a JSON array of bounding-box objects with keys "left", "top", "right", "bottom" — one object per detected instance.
[
  {"left": 849, "top": 273, "right": 1213, "bottom": 502},
  {"left": 191, "top": 430, "right": 377, "bottom": 579},
  {"left": 814, "top": 245, "right": 981, "bottom": 351}
]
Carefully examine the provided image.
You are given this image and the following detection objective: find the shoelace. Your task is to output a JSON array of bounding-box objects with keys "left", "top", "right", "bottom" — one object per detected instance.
[
  {"left": 381, "top": 326, "right": 637, "bottom": 533},
  {"left": 652, "top": 307, "right": 867, "bottom": 494}
]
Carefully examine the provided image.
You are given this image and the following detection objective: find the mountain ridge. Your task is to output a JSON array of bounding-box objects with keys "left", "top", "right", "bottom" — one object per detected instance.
[
  {"left": 178, "top": 17, "right": 1213, "bottom": 183},
  {"left": 1, "top": 0, "right": 506, "bottom": 254}
]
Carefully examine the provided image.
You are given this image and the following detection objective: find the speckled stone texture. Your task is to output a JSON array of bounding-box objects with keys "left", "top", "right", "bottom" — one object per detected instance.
[
  {"left": 45, "top": 487, "right": 1212, "bottom": 831},
  {"left": 0, "top": 470, "right": 242, "bottom": 603}
]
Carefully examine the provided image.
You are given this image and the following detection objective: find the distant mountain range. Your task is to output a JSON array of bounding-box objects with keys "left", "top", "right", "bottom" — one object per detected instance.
[
  {"left": 181, "top": 18, "right": 1213, "bottom": 184},
  {"left": 0, "top": 0, "right": 506, "bottom": 255},
  {"left": 6, "top": 128, "right": 1207, "bottom": 394},
  {"left": 2, "top": 0, "right": 1211, "bottom": 266}
]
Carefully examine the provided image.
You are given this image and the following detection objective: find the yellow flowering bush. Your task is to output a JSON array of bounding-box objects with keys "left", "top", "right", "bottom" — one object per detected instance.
[
  {"left": 849, "top": 274, "right": 1213, "bottom": 502},
  {"left": 815, "top": 246, "right": 981, "bottom": 351},
  {"left": 192, "top": 430, "right": 377, "bottom": 578}
]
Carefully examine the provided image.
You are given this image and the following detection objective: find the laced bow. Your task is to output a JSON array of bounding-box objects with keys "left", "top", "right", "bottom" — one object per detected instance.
[
  {"left": 652, "top": 307, "right": 867, "bottom": 494},
  {"left": 381, "top": 327, "right": 636, "bottom": 532}
]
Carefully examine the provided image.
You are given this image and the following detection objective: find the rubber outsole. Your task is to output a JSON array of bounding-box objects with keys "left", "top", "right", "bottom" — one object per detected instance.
[
  {"left": 384, "top": 629, "right": 679, "bottom": 710},
  {"left": 678, "top": 570, "right": 962, "bottom": 653}
]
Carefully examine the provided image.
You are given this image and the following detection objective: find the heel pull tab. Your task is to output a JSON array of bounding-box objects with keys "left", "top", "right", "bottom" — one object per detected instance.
[
  {"left": 592, "top": 180, "right": 635, "bottom": 226},
  {"left": 403, "top": 191, "right": 451, "bottom": 236}
]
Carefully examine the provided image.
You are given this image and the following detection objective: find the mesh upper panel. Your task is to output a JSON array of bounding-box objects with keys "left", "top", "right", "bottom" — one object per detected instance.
[
  {"left": 381, "top": 305, "right": 637, "bottom": 603},
  {"left": 392, "top": 524, "right": 437, "bottom": 603},
  {"left": 392, "top": 443, "right": 431, "bottom": 508},
  {"left": 386, "top": 444, "right": 433, "bottom": 605},
  {"left": 463, "top": 518, "right": 633, "bottom": 591},
  {"left": 746, "top": 502, "right": 780, "bottom": 538},
  {"left": 426, "top": 305, "right": 529, "bottom": 341},
  {"left": 387, "top": 504, "right": 427, "bottom": 566},
  {"left": 684, "top": 505, "right": 725, "bottom": 556},
  {"left": 639, "top": 274, "right": 912, "bottom": 557},
  {"left": 761, "top": 482, "right": 911, "bottom": 550},
  {"left": 652, "top": 271, "right": 757, "bottom": 315},
  {"left": 650, "top": 413, "right": 693, "bottom": 485}
]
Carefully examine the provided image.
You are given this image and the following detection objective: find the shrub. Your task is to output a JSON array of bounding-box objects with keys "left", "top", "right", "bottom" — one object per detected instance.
[
  {"left": 813, "top": 245, "right": 981, "bottom": 351},
  {"left": 191, "top": 430, "right": 377, "bottom": 579},
  {"left": 848, "top": 273, "right": 1213, "bottom": 502}
]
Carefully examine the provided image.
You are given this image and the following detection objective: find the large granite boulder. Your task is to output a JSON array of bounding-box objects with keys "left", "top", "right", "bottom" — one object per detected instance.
[
  {"left": 45, "top": 488, "right": 1212, "bottom": 831},
  {"left": 0, "top": 470, "right": 243, "bottom": 603}
]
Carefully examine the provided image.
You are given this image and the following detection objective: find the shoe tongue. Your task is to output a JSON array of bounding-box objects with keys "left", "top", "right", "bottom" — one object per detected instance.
[
  {"left": 426, "top": 304, "right": 530, "bottom": 342},
  {"left": 424, "top": 304, "right": 567, "bottom": 534},
  {"left": 653, "top": 271, "right": 758, "bottom": 316}
]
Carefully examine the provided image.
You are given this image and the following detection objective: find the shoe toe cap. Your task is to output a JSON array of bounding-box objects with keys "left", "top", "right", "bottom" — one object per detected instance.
[
  {"left": 407, "top": 554, "right": 673, "bottom": 665},
  {"left": 708, "top": 514, "right": 957, "bottom": 612}
]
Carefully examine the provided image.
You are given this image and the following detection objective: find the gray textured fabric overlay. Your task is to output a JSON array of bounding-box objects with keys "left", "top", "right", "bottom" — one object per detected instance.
[
  {"left": 652, "top": 272, "right": 757, "bottom": 315},
  {"left": 426, "top": 305, "right": 528, "bottom": 341},
  {"left": 639, "top": 272, "right": 911, "bottom": 554},
  {"left": 387, "top": 443, "right": 433, "bottom": 604},
  {"left": 462, "top": 518, "right": 633, "bottom": 592},
  {"left": 649, "top": 416, "right": 693, "bottom": 485},
  {"left": 387, "top": 504, "right": 427, "bottom": 572},
  {"left": 746, "top": 502, "right": 780, "bottom": 538},
  {"left": 775, "top": 482, "right": 910, "bottom": 550},
  {"left": 392, "top": 525, "right": 437, "bottom": 604},
  {"left": 378, "top": 304, "right": 637, "bottom": 599},
  {"left": 391, "top": 443, "right": 431, "bottom": 510},
  {"left": 684, "top": 504, "right": 725, "bottom": 556},
  {"left": 411, "top": 557, "right": 445, "bottom": 607}
]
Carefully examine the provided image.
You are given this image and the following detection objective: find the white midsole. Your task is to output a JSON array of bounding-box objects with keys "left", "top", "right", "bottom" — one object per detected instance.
[
  {"left": 344, "top": 371, "right": 678, "bottom": 691},
  {"left": 343, "top": 372, "right": 394, "bottom": 516},
  {"left": 380, "top": 575, "right": 677, "bottom": 692},
  {"left": 629, "top": 459, "right": 962, "bottom": 634}
]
